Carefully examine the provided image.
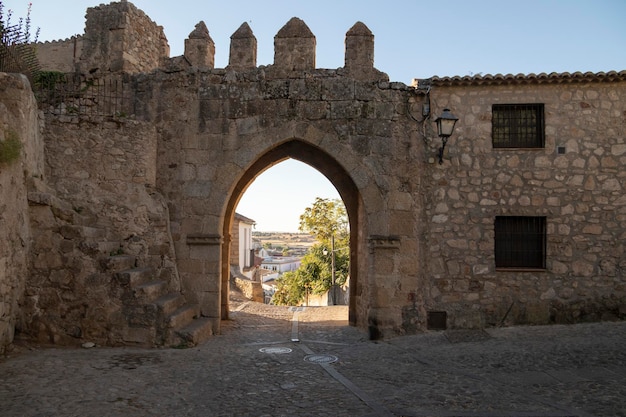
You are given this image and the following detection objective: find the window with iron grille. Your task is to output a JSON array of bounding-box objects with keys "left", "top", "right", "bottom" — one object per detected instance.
[
  {"left": 492, "top": 104, "right": 545, "bottom": 148},
  {"left": 495, "top": 216, "right": 546, "bottom": 269}
]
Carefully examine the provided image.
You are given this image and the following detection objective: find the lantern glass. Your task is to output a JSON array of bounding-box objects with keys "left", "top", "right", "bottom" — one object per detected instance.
[{"left": 435, "top": 108, "right": 458, "bottom": 138}]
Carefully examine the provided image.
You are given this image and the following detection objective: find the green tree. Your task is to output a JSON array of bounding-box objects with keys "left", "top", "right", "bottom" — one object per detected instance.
[
  {"left": 307, "top": 243, "right": 349, "bottom": 292},
  {"left": 272, "top": 271, "right": 307, "bottom": 306},
  {"left": 299, "top": 197, "right": 348, "bottom": 243},
  {"left": 272, "top": 198, "right": 349, "bottom": 306}
]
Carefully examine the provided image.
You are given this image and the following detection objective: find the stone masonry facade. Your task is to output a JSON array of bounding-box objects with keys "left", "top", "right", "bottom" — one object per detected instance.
[
  {"left": 0, "top": 0, "right": 624, "bottom": 352},
  {"left": 422, "top": 77, "right": 626, "bottom": 328}
]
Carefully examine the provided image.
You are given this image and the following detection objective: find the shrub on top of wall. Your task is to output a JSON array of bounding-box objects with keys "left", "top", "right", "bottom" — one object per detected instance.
[{"left": 0, "top": 129, "right": 22, "bottom": 164}]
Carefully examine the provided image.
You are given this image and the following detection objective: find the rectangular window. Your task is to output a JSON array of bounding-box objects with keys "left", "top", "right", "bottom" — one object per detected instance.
[
  {"left": 492, "top": 104, "right": 545, "bottom": 148},
  {"left": 495, "top": 216, "right": 546, "bottom": 269}
]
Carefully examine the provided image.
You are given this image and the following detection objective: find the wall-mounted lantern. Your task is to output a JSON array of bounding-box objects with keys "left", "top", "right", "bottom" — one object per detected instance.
[{"left": 434, "top": 108, "right": 459, "bottom": 164}]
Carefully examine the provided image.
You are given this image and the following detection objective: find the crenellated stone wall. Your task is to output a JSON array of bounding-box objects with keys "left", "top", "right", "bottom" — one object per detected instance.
[
  {"left": 35, "top": 37, "right": 84, "bottom": 73},
  {"left": 0, "top": 1, "right": 621, "bottom": 349}
]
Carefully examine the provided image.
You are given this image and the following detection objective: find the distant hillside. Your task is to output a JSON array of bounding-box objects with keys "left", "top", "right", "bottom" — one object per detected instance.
[{"left": 253, "top": 232, "right": 316, "bottom": 255}]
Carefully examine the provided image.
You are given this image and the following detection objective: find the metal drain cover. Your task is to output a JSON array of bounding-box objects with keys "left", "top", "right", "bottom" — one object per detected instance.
[
  {"left": 259, "top": 347, "right": 292, "bottom": 354},
  {"left": 304, "top": 354, "right": 338, "bottom": 364}
]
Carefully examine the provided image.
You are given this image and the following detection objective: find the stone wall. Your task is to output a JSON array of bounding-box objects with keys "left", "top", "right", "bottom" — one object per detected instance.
[
  {"left": 229, "top": 216, "right": 241, "bottom": 267},
  {"left": 144, "top": 48, "right": 419, "bottom": 336},
  {"left": 423, "top": 75, "right": 626, "bottom": 328},
  {"left": 36, "top": 1, "right": 169, "bottom": 74},
  {"left": 10, "top": 0, "right": 624, "bottom": 345},
  {"left": 36, "top": 37, "right": 84, "bottom": 73},
  {"left": 19, "top": 115, "right": 181, "bottom": 345},
  {"left": 0, "top": 73, "right": 43, "bottom": 354},
  {"left": 231, "top": 273, "right": 264, "bottom": 303},
  {"left": 79, "top": 0, "right": 169, "bottom": 73}
]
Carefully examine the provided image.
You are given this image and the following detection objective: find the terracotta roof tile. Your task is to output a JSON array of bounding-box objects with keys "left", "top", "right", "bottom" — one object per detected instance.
[{"left": 421, "top": 70, "right": 626, "bottom": 87}]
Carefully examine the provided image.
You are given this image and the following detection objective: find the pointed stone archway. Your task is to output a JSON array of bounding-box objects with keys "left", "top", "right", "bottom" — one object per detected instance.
[
  {"left": 140, "top": 12, "right": 427, "bottom": 340},
  {"left": 221, "top": 140, "right": 362, "bottom": 325},
  {"left": 50, "top": 10, "right": 427, "bottom": 342},
  {"left": 149, "top": 14, "right": 427, "bottom": 340}
]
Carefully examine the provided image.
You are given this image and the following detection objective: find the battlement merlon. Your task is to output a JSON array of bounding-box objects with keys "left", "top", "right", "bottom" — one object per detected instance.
[
  {"left": 185, "top": 21, "right": 215, "bottom": 69},
  {"left": 274, "top": 17, "right": 316, "bottom": 72},
  {"left": 35, "top": 1, "right": 388, "bottom": 81},
  {"left": 344, "top": 21, "right": 387, "bottom": 81},
  {"left": 228, "top": 22, "right": 257, "bottom": 70}
]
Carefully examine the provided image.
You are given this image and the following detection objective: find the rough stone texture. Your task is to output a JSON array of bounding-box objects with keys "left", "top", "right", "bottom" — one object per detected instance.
[
  {"left": 344, "top": 22, "right": 385, "bottom": 81},
  {"left": 229, "top": 23, "right": 256, "bottom": 70},
  {"left": 229, "top": 216, "right": 242, "bottom": 268},
  {"left": 85, "top": 0, "right": 169, "bottom": 73},
  {"left": 184, "top": 21, "right": 214, "bottom": 68},
  {"left": 274, "top": 18, "right": 316, "bottom": 71},
  {"left": 35, "top": 37, "right": 84, "bottom": 73},
  {"left": 22, "top": 116, "right": 184, "bottom": 346},
  {"left": 231, "top": 275, "right": 264, "bottom": 303},
  {"left": 0, "top": 1, "right": 623, "bottom": 349},
  {"left": 424, "top": 79, "right": 626, "bottom": 328},
  {"left": 0, "top": 73, "right": 43, "bottom": 354}
]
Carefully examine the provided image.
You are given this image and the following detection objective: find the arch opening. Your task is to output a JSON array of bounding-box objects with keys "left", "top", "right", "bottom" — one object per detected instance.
[{"left": 221, "top": 140, "right": 362, "bottom": 326}]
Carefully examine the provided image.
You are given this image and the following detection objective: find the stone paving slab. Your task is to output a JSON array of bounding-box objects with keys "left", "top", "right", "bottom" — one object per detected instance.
[{"left": 1, "top": 303, "right": 625, "bottom": 417}]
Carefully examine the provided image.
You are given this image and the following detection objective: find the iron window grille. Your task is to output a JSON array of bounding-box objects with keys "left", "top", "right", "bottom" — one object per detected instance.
[
  {"left": 495, "top": 216, "right": 546, "bottom": 269},
  {"left": 492, "top": 104, "right": 545, "bottom": 148},
  {"left": 35, "top": 72, "right": 129, "bottom": 117}
]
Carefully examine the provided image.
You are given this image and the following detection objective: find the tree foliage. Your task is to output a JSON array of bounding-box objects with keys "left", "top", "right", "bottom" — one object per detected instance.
[
  {"left": 271, "top": 271, "right": 305, "bottom": 306},
  {"left": 272, "top": 198, "right": 350, "bottom": 306},
  {"left": 299, "top": 197, "right": 349, "bottom": 243}
]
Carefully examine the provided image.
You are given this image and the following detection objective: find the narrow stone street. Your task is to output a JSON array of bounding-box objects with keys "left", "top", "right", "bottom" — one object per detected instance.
[{"left": 1, "top": 298, "right": 625, "bottom": 417}]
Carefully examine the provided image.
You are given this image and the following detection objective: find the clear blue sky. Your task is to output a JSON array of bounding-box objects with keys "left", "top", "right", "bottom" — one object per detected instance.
[{"left": 4, "top": 0, "right": 625, "bottom": 231}]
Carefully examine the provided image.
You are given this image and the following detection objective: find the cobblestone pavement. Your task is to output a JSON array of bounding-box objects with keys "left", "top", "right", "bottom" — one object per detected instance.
[{"left": 1, "top": 299, "right": 625, "bottom": 417}]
